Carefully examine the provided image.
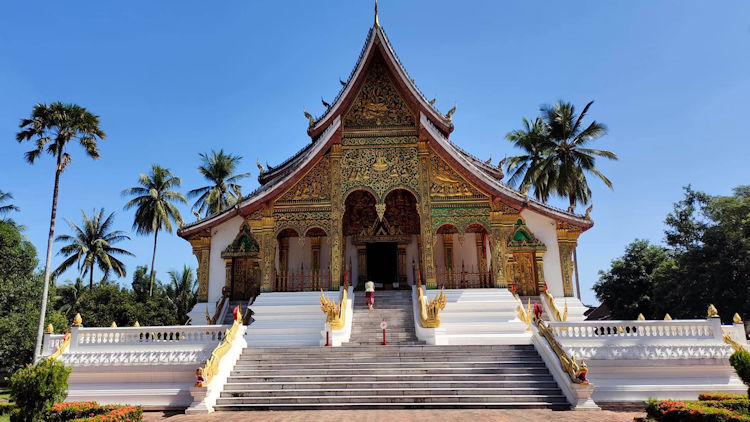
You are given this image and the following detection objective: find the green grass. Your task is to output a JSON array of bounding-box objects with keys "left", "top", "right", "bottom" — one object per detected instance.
[
  {"left": 0, "top": 387, "right": 8, "bottom": 404},
  {"left": 0, "top": 413, "right": 9, "bottom": 422}
]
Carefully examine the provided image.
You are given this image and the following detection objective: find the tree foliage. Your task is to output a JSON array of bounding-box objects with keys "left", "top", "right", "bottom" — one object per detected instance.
[
  {"left": 595, "top": 186, "right": 750, "bottom": 322},
  {"left": 188, "top": 149, "right": 250, "bottom": 216},
  {"left": 9, "top": 358, "right": 71, "bottom": 422},
  {"left": 166, "top": 266, "right": 198, "bottom": 324}
]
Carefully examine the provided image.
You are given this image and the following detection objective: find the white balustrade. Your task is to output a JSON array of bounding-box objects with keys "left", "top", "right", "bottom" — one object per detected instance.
[
  {"left": 549, "top": 320, "right": 717, "bottom": 341},
  {"left": 43, "top": 334, "right": 66, "bottom": 355},
  {"left": 71, "top": 325, "right": 230, "bottom": 349}
]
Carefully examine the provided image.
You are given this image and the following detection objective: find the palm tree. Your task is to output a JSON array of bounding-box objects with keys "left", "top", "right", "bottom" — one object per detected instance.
[
  {"left": 54, "top": 277, "right": 86, "bottom": 318},
  {"left": 166, "top": 266, "right": 198, "bottom": 324},
  {"left": 504, "top": 117, "right": 553, "bottom": 200},
  {"left": 16, "top": 102, "right": 105, "bottom": 361},
  {"left": 505, "top": 101, "right": 617, "bottom": 211},
  {"left": 122, "top": 165, "right": 187, "bottom": 296},
  {"left": 188, "top": 150, "right": 250, "bottom": 217},
  {"left": 0, "top": 190, "right": 20, "bottom": 217},
  {"left": 53, "top": 209, "right": 134, "bottom": 289},
  {"left": 538, "top": 101, "right": 617, "bottom": 211}
]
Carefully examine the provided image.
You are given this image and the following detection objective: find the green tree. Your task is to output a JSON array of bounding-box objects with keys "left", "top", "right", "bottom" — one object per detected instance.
[
  {"left": 10, "top": 358, "right": 71, "bottom": 422},
  {"left": 131, "top": 265, "right": 151, "bottom": 302},
  {"left": 505, "top": 101, "right": 617, "bottom": 211},
  {"left": 122, "top": 165, "right": 187, "bottom": 295},
  {"left": 0, "top": 221, "right": 66, "bottom": 373},
  {"left": 593, "top": 239, "right": 674, "bottom": 319},
  {"left": 0, "top": 189, "right": 20, "bottom": 217},
  {"left": 53, "top": 277, "right": 86, "bottom": 319},
  {"left": 53, "top": 209, "right": 134, "bottom": 289},
  {"left": 188, "top": 149, "right": 250, "bottom": 216},
  {"left": 71, "top": 284, "right": 178, "bottom": 327},
  {"left": 166, "top": 266, "right": 198, "bottom": 324},
  {"left": 16, "top": 102, "right": 106, "bottom": 360}
]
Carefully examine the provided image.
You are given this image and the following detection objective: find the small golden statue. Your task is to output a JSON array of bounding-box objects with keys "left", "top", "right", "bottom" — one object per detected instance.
[
  {"left": 46, "top": 324, "right": 54, "bottom": 334},
  {"left": 73, "top": 313, "right": 83, "bottom": 326},
  {"left": 707, "top": 304, "right": 719, "bottom": 318}
]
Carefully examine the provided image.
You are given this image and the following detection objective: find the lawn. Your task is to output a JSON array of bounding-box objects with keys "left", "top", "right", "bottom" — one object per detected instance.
[{"left": 0, "top": 387, "right": 11, "bottom": 422}]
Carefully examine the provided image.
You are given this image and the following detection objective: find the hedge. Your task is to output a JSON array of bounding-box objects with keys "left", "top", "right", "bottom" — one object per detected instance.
[
  {"left": 647, "top": 398, "right": 750, "bottom": 422},
  {"left": 700, "top": 393, "right": 749, "bottom": 402},
  {"left": 10, "top": 402, "right": 143, "bottom": 422},
  {"left": 0, "top": 403, "right": 15, "bottom": 415}
]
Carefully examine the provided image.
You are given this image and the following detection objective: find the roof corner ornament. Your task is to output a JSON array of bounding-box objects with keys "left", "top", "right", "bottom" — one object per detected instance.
[
  {"left": 585, "top": 204, "right": 593, "bottom": 220},
  {"left": 303, "top": 108, "right": 314, "bottom": 128},
  {"left": 429, "top": 96, "right": 437, "bottom": 105},
  {"left": 445, "top": 103, "right": 457, "bottom": 121},
  {"left": 498, "top": 156, "right": 506, "bottom": 170},
  {"left": 321, "top": 97, "right": 331, "bottom": 109},
  {"left": 339, "top": 78, "right": 347, "bottom": 87},
  {"left": 256, "top": 160, "right": 265, "bottom": 176},
  {"left": 374, "top": 0, "right": 380, "bottom": 27},
  {"left": 192, "top": 208, "right": 202, "bottom": 221},
  {"left": 485, "top": 154, "right": 492, "bottom": 165}
]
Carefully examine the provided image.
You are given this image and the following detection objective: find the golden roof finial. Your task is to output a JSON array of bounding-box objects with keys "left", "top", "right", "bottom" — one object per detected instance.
[
  {"left": 733, "top": 313, "right": 743, "bottom": 324},
  {"left": 374, "top": 0, "right": 380, "bottom": 27}
]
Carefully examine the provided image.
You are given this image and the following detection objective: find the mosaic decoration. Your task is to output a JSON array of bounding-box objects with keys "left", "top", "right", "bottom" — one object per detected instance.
[
  {"left": 429, "top": 155, "right": 484, "bottom": 199},
  {"left": 277, "top": 156, "right": 330, "bottom": 203},
  {"left": 341, "top": 146, "right": 419, "bottom": 201},
  {"left": 431, "top": 206, "right": 490, "bottom": 234}
]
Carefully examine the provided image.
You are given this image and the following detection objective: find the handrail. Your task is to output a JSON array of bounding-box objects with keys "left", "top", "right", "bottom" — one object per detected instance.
[
  {"left": 417, "top": 286, "right": 446, "bottom": 328},
  {"left": 206, "top": 295, "right": 228, "bottom": 325},
  {"left": 542, "top": 290, "right": 567, "bottom": 322},
  {"left": 516, "top": 298, "right": 532, "bottom": 330},
  {"left": 320, "top": 288, "right": 348, "bottom": 330},
  {"left": 723, "top": 333, "right": 747, "bottom": 352},
  {"left": 535, "top": 316, "right": 588, "bottom": 384},
  {"left": 49, "top": 332, "right": 71, "bottom": 360},
  {"left": 195, "top": 306, "right": 243, "bottom": 387}
]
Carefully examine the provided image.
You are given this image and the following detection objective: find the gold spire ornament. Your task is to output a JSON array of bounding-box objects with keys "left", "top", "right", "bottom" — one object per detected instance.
[
  {"left": 733, "top": 313, "right": 743, "bottom": 324},
  {"left": 73, "top": 313, "right": 83, "bottom": 326},
  {"left": 46, "top": 324, "right": 54, "bottom": 334},
  {"left": 637, "top": 313, "right": 645, "bottom": 321},
  {"left": 707, "top": 304, "right": 719, "bottom": 318},
  {"left": 374, "top": 0, "right": 380, "bottom": 27},
  {"left": 664, "top": 313, "right": 672, "bottom": 321}
]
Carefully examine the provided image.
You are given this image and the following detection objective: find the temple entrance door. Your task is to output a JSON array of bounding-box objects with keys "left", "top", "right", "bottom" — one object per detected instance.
[
  {"left": 231, "top": 257, "right": 257, "bottom": 301},
  {"left": 514, "top": 252, "right": 538, "bottom": 296},
  {"left": 366, "top": 242, "right": 398, "bottom": 289}
]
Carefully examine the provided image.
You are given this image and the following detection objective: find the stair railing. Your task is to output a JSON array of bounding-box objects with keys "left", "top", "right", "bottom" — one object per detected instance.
[
  {"left": 195, "top": 306, "right": 244, "bottom": 388},
  {"left": 534, "top": 316, "right": 587, "bottom": 384},
  {"left": 541, "top": 289, "right": 567, "bottom": 322},
  {"left": 205, "top": 294, "right": 228, "bottom": 325},
  {"left": 320, "top": 288, "right": 348, "bottom": 330}
]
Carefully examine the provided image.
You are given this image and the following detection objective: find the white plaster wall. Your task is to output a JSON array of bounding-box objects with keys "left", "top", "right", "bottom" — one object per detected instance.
[
  {"left": 207, "top": 215, "right": 244, "bottom": 304},
  {"left": 452, "top": 232, "right": 478, "bottom": 271},
  {"left": 287, "top": 237, "right": 311, "bottom": 274},
  {"left": 520, "top": 209, "right": 564, "bottom": 296}
]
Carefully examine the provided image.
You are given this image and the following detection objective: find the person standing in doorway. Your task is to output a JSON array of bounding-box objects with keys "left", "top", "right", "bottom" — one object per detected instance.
[{"left": 365, "top": 281, "right": 375, "bottom": 311}]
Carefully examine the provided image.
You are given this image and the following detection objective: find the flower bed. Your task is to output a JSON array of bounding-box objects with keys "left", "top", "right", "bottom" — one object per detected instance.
[
  {"left": 700, "top": 393, "right": 750, "bottom": 402},
  {"left": 30, "top": 401, "right": 142, "bottom": 422},
  {"left": 646, "top": 397, "right": 750, "bottom": 422}
]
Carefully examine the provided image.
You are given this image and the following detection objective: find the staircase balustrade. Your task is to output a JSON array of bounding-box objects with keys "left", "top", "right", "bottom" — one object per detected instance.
[
  {"left": 541, "top": 289, "right": 567, "bottom": 322},
  {"left": 206, "top": 294, "right": 228, "bottom": 324},
  {"left": 195, "top": 306, "right": 244, "bottom": 388},
  {"left": 320, "top": 288, "right": 348, "bottom": 330},
  {"left": 416, "top": 286, "right": 446, "bottom": 328}
]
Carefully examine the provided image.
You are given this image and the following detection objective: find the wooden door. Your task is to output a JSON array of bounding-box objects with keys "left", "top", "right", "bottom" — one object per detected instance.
[
  {"left": 514, "top": 252, "right": 538, "bottom": 296},
  {"left": 231, "top": 257, "right": 251, "bottom": 301}
]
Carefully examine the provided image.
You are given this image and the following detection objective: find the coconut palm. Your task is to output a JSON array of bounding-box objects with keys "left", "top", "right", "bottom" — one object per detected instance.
[
  {"left": 122, "top": 165, "right": 187, "bottom": 296},
  {"left": 53, "top": 209, "right": 134, "bottom": 289},
  {"left": 504, "top": 117, "right": 553, "bottom": 200},
  {"left": 16, "top": 102, "right": 106, "bottom": 360},
  {"left": 54, "top": 277, "right": 86, "bottom": 318},
  {"left": 188, "top": 150, "right": 250, "bottom": 216},
  {"left": 505, "top": 101, "right": 617, "bottom": 211},
  {"left": 166, "top": 266, "right": 198, "bottom": 324},
  {"left": 0, "top": 190, "right": 20, "bottom": 217}
]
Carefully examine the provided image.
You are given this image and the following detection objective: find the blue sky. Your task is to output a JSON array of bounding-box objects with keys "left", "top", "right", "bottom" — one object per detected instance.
[{"left": 1, "top": 1, "right": 749, "bottom": 305}]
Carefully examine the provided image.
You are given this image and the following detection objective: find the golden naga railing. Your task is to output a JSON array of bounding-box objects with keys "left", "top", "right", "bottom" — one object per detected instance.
[
  {"left": 320, "top": 288, "right": 348, "bottom": 330},
  {"left": 542, "top": 289, "right": 567, "bottom": 322},
  {"left": 205, "top": 294, "right": 228, "bottom": 325},
  {"left": 195, "top": 306, "right": 243, "bottom": 387},
  {"left": 516, "top": 298, "right": 532, "bottom": 330},
  {"left": 417, "top": 286, "right": 447, "bottom": 328},
  {"left": 535, "top": 316, "right": 588, "bottom": 384},
  {"left": 49, "top": 332, "right": 71, "bottom": 360}
]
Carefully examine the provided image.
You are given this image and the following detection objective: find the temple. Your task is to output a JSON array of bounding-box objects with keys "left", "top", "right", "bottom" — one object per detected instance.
[
  {"left": 177, "top": 21, "right": 592, "bottom": 313},
  {"left": 41, "top": 12, "right": 747, "bottom": 413}
]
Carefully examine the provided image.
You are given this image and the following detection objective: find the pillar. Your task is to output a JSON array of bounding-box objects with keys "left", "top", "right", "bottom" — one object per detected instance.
[
  {"left": 188, "top": 234, "right": 211, "bottom": 302},
  {"left": 556, "top": 222, "right": 582, "bottom": 297},
  {"left": 329, "top": 143, "right": 343, "bottom": 290},
  {"left": 489, "top": 200, "right": 518, "bottom": 288},
  {"left": 417, "top": 141, "right": 437, "bottom": 288}
]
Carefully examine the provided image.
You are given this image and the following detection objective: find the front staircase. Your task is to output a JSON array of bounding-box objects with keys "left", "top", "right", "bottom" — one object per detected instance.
[{"left": 213, "top": 288, "right": 568, "bottom": 410}]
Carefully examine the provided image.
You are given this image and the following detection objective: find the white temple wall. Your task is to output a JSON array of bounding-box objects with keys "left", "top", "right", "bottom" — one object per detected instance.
[
  {"left": 207, "top": 215, "right": 243, "bottom": 304},
  {"left": 287, "top": 236, "right": 311, "bottom": 274},
  {"left": 433, "top": 234, "right": 445, "bottom": 271},
  {"left": 520, "top": 209, "right": 564, "bottom": 296},
  {"left": 452, "top": 233, "right": 479, "bottom": 271}
]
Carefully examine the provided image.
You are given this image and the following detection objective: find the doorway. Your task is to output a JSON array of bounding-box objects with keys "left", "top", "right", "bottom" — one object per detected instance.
[{"left": 366, "top": 242, "right": 398, "bottom": 288}]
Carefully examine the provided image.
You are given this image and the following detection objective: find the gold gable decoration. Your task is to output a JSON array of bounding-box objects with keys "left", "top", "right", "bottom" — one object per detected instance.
[
  {"left": 343, "top": 57, "right": 416, "bottom": 129},
  {"left": 429, "top": 155, "right": 484, "bottom": 199},
  {"left": 221, "top": 224, "right": 260, "bottom": 259},
  {"left": 277, "top": 156, "right": 331, "bottom": 203},
  {"left": 508, "top": 219, "right": 546, "bottom": 252}
]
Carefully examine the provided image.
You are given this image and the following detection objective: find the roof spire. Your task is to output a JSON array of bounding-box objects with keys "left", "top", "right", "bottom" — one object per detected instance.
[{"left": 374, "top": 0, "right": 380, "bottom": 27}]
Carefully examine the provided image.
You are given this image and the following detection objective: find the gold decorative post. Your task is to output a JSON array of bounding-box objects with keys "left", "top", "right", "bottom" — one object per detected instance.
[
  {"left": 188, "top": 234, "right": 211, "bottom": 302},
  {"left": 329, "top": 143, "right": 344, "bottom": 290},
  {"left": 489, "top": 200, "right": 517, "bottom": 288},
  {"left": 556, "top": 222, "right": 582, "bottom": 297},
  {"left": 224, "top": 258, "right": 233, "bottom": 296},
  {"left": 417, "top": 141, "right": 437, "bottom": 288}
]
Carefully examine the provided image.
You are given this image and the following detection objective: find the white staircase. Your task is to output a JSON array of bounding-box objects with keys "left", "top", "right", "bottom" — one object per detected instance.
[{"left": 245, "top": 291, "right": 325, "bottom": 347}]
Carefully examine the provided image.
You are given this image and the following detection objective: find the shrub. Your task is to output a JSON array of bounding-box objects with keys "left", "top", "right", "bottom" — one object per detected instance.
[
  {"left": 0, "top": 403, "right": 16, "bottom": 414},
  {"left": 44, "top": 401, "right": 142, "bottom": 422},
  {"left": 700, "top": 393, "right": 749, "bottom": 401},
  {"left": 646, "top": 398, "right": 750, "bottom": 422},
  {"left": 9, "top": 358, "right": 71, "bottom": 422},
  {"left": 730, "top": 350, "right": 750, "bottom": 397}
]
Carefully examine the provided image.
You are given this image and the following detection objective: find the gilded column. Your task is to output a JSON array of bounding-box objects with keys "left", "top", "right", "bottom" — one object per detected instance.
[
  {"left": 248, "top": 205, "right": 275, "bottom": 292},
  {"left": 329, "top": 143, "right": 343, "bottom": 290},
  {"left": 224, "top": 258, "right": 233, "bottom": 294},
  {"left": 489, "top": 199, "right": 518, "bottom": 288},
  {"left": 556, "top": 222, "right": 582, "bottom": 297},
  {"left": 417, "top": 141, "right": 437, "bottom": 288},
  {"left": 188, "top": 234, "right": 211, "bottom": 302}
]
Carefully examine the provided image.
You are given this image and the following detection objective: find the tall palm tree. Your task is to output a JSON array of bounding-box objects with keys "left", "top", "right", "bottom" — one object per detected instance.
[
  {"left": 122, "top": 165, "right": 187, "bottom": 296},
  {"left": 504, "top": 117, "right": 553, "bottom": 200},
  {"left": 53, "top": 209, "right": 134, "bottom": 289},
  {"left": 16, "top": 102, "right": 105, "bottom": 361},
  {"left": 188, "top": 150, "right": 250, "bottom": 217},
  {"left": 0, "top": 190, "right": 20, "bottom": 217},
  {"left": 538, "top": 101, "right": 617, "bottom": 211},
  {"left": 505, "top": 101, "right": 617, "bottom": 211},
  {"left": 54, "top": 277, "right": 86, "bottom": 318},
  {"left": 166, "top": 266, "right": 198, "bottom": 324}
]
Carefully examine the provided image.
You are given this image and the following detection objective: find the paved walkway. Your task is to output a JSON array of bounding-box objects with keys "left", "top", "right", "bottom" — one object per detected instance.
[{"left": 144, "top": 409, "right": 644, "bottom": 422}]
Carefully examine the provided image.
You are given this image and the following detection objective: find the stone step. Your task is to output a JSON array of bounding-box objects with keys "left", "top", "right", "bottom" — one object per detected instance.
[
  {"left": 234, "top": 359, "right": 544, "bottom": 369},
  {"left": 230, "top": 366, "right": 549, "bottom": 376},
  {"left": 222, "top": 379, "right": 560, "bottom": 391},
  {"left": 215, "top": 394, "right": 568, "bottom": 405},
  {"left": 226, "top": 373, "right": 555, "bottom": 383},
  {"left": 213, "top": 402, "right": 569, "bottom": 410},
  {"left": 220, "top": 387, "right": 563, "bottom": 398},
  {"left": 238, "top": 344, "right": 536, "bottom": 352},
  {"left": 239, "top": 350, "right": 535, "bottom": 359}
]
